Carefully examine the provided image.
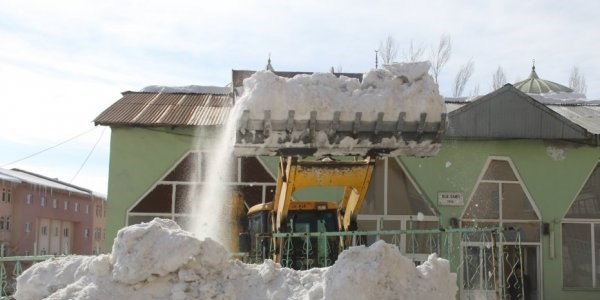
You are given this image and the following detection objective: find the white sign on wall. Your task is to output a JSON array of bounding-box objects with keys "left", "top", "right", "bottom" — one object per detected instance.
[{"left": 438, "top": 192, "right": 464, "bottom": 206}]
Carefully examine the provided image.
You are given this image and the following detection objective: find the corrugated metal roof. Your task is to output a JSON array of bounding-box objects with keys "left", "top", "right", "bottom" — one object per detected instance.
[
  {"left": 548, "top": 105, "right": 600, "bottom": 134},
  {"left": 446, "top": 84, "right": 600, "bottom": 143},
  {"left": 447, "top": 85, "right": 590, "bottom": 140},
  {"left": 95, "top": 84, "right": 600, "bottom": 144},
  {"left": 0, "top": 168, "right": 98, "bottom": 196},
  {"left": 94, "top": 92, "right": 233, "bottom": 126}
]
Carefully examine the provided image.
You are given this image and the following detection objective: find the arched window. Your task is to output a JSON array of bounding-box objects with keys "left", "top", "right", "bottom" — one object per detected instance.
[{"left": 462, "top": 158, "right": 540, "bottom": 240}]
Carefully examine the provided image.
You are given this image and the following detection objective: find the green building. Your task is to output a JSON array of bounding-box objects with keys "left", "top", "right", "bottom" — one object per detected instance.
[{"left": 95, "top": 66, "right": 600, "bottom": 299}]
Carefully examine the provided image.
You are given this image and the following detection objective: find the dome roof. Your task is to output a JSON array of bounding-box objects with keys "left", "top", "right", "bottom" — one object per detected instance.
[{"left": 514, "top": 65, "right": 573, "bottom": 94}]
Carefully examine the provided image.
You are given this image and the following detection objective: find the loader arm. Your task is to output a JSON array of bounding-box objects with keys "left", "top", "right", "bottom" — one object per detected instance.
[
  {"left": 270, "top": 156, "right": 376, "bottom": 233},
  {"left": 338, "top": 158, "right": 375, "bottom": 231}
]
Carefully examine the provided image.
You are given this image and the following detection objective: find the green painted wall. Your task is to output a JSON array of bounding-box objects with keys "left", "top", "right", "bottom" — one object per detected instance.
[
  {"left": 104, "top": 126, "right": 220, "bottom": 251},
  {"left": 400, "top": 139, "right": 600, "bottom": 300}
]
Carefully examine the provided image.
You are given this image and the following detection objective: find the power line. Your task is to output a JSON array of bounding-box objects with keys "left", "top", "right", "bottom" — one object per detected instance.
[
  {"left": 70, "top": 127, "right": 106, "bottom": 184},
  {"left": 1, "top": 127, "right": 98, "bottom": 167}
]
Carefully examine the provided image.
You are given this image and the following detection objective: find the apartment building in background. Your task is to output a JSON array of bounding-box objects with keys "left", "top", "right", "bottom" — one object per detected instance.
[{"left": 0, "top": 168, "right": 106, "bottom": 256}]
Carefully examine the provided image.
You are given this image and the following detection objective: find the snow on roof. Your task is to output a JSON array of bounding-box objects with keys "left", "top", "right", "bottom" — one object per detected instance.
[
  {"left": 141, "top": 85, "right": 230, "bottom": 95},
  {"left": 548, "top": 105, "right": 600, "bottom": 135},
  {"left": 0, "top": 172, "right": 22, "bottom": 183},
  {"left": 15, "top": 218, "right": 458, "bottom": 300},
  {"left": 0, "top": 168, "right": 97, "bottom": 196},
  {"left": 529, "top": 92, "right": 587, "bottom": 104}
]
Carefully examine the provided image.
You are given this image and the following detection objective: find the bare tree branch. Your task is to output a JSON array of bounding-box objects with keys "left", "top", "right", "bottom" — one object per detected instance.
[
  {"left": 569, "top": 66, "right": 587, "bottom": 94},
  {"left": 453, "top": 59, "right": 475, "bottom": 97},
  {"left": 402, "top": 40, "right": 425, "bottom": 62},
  {"left": 492, "top": 66, "right": 507, "bottom": 90},
  {"left": 379, "top": 35, "right": 398, "bottom": 64},
  {"left": 430, "top": 34, "right": 452, "bottom": 84},
  {"left": 470, "top": 84, "right": 480, "bottom": 97}
]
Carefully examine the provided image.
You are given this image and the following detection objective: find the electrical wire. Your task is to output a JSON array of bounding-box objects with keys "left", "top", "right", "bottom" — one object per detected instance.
[
  {"left": 1, "top": 127, "right": 98, "bottom": 167},
  {"left": 70, "top": 127, "right": 106, "bottom": 184}
]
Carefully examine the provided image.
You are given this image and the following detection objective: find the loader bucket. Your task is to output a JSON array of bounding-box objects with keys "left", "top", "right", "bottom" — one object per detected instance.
[
  {"left": 232, "top": 61, "right": 447, "bottom": 157},
  {"left": 234, "top": 110, "right": 446, "bottom": 157}
]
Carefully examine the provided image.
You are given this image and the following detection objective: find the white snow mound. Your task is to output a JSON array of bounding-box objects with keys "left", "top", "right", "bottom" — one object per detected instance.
[
  {"left": 15, "top": 218, "right": 457, "bottom": 300},
  {"left": 237, "top": 61, "right": 445, "bottom": 123}
]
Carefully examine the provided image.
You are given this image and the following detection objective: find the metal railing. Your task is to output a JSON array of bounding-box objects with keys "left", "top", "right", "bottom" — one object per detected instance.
[
  {"left": 0, "top": 245, "right": 62, "bottom": 297},
  {"left": 1, "top": 227, "right": 525, "bottom": 299},
  {"left": 243, "top": 226, "right": 525, "bottom": 299}
]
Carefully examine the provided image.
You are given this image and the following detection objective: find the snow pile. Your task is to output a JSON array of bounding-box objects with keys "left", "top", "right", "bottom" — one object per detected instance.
[
  {"left": 237, "top": 61, "right": 444, "bottom": 123},
  {"left": 15, "top": 218, "right": 457, "bottom": 300}
]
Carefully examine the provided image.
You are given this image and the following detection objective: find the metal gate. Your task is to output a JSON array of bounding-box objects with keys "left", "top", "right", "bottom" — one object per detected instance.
[{"left": 246, "top": 226, "right": 528, "bottom": 299}]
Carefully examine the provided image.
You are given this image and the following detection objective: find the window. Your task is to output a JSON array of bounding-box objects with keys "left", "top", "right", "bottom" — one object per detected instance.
[
  {"left": 40, "top": 248, "right": 46, "bottom": 255},
  {"left": 462, "top": 158, "right": 539, "bottom": 224},
  {"left": 52, "top": 199, "right": 57, "bottom": 209},
  {"left": 41, "top": 196, "right": 47, "bottom": 207},
  {"left": 54, "top": 227, "right": 59, "bottom": 236},
  {"left": 63, "top": 228, "right": 69, "bottom": 237},
  {"left": 127, "top": 152, "right": 277, "bottom": 228},
  {"left": 26, "top": 194, "right": 32, "bottom": 205},
  {"left": 25, "top": 222, "right": 32, "bottom": 233},
  {"left": 41, "top": 225, "right": 48, "bottom": 235},
  {"left": 563, "top": 163, "right": 600, "bottom": 288},
  {"left": 84, "top": 228, "right": 89, "bottom": 238},
  {"left": 0, "top": 217, "right": 4, "bottom": 230},
  {"left": 1, "top": 188, "right": 10, "bottom": 203},
  {"left": 64, "top": 201, "right": 68, "bottom": 210},
  {"left": 5, "top": 217, "right": 9, "bottom": 230},
  {"left": 75, "top": 202, "right": 79, "bottom": 212},
  {"left": 86, "top": 204, "right": 90, "bottom": 214}
]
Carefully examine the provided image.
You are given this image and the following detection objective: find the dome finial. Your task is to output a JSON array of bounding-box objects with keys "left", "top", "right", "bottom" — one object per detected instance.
[
  {"left": 266, "top": 53, "right": 274, "bottom": 71},
  {"left": 528, "top": 59, "right": 539, "bottom": 79}
]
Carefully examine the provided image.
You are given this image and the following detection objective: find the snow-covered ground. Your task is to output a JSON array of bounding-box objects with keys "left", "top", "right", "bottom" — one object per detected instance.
[{"left": 15, "top": 218, "right": 457, "bottom": 300}]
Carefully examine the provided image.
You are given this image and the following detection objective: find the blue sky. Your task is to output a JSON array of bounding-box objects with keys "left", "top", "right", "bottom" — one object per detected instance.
[{"left": 1, "top": 0, "right": 599, "bottom": 194}]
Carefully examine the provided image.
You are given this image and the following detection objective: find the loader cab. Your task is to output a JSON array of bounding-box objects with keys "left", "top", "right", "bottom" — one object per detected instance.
[
  {"left": 240, "top": 203, "right": 272, "bottom": 259},
  {"left": 243, "top": 201, "right": 340, "bottom": 269},
  {"left": 286, "top": 203, "right": 339, "bottom": 233}
]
